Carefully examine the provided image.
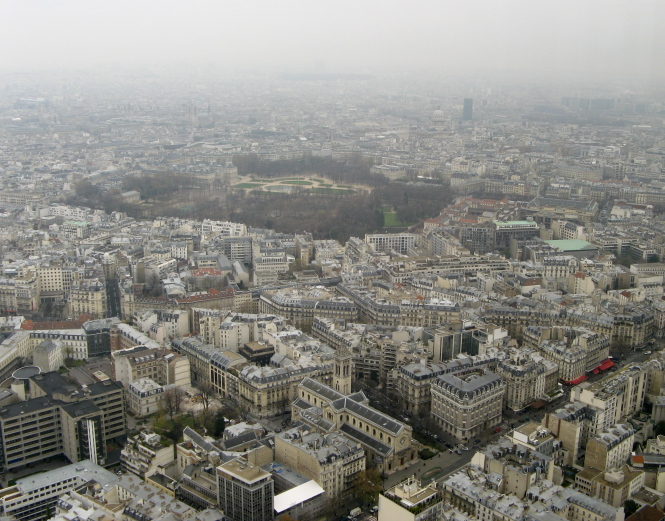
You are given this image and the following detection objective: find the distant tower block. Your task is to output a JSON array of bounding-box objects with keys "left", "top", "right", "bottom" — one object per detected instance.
[
  {"left": 463, "top": 98, "right": 473, "bottom": 121},
  {"left": 334, "top": 344, "right": 353, "bottom": 395}
]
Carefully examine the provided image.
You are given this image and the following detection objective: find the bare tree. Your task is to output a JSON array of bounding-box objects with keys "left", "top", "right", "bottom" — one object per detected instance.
[
  {"left": 162, "top": 388, "right": 185, "bottom": 419},
  {"left": 197, "top": 380, "right": 216, "bottom": 412},
  {"left": 352, "top": 468, "right": 383, "bottom": 506}
]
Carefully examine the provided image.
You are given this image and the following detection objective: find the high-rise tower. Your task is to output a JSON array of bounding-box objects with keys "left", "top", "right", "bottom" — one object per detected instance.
[{"left": 463, "top": 98, "right": 473, "bottom": 121}]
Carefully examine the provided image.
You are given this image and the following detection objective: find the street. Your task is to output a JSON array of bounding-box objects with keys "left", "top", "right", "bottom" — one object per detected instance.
[{"left": 384, "top": 448, "right": 474, "bottom": 489}]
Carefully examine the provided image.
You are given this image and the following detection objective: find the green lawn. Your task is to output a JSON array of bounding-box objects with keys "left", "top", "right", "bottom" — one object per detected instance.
[
  {"left": 281, "top": 180, "right": 313, "bottom": 185},
  {"left": 311, "top": 187, "right": 354, "bottom": 195},
  {"left": 383, "top": 212, "right": 406, "bottom": 227},
  {"left": 235, "top": 182, "right": 265, "bottom": 188}
]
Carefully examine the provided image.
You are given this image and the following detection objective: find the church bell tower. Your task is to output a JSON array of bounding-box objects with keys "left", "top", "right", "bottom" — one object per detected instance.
[{"left": 333, "top": 345, "right": 353, "bottom": 395}]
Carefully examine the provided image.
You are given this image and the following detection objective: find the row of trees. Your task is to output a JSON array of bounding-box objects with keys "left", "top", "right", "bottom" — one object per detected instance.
[{"left": 68, "top": 157, "right": 453, "bottom": 243}]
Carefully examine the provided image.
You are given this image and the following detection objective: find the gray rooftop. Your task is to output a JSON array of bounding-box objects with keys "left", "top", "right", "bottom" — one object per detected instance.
[{"left": 16, "top": 459, "right": 118, "bottom": 493}]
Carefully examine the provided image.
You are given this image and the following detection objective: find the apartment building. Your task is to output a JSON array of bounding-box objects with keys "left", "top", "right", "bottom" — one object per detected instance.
[
  {"left": 258, "top": 287, "right": 357, "bottom": 330},
  {"left": 212, "top": 236, "right": 254, "bottom": 264},
  {"left": 120, "top": 430, "right": 174, "bottom": 478},
  {"left": 46, "top": 465, "right": 207, "bottom": 521},
  {"left": 61, "top": 221, "right": 93, "bottom": 239},
  {"left": 396, "top": 361, "right": 448, "bottom": 416},
  {"left": 522, "top": 325, "right": 610, "bottom": 382},
  {"left": 364, "top": 233, "right": 417, "bottom": 254},
  {"left": 584, "top": 424, "right": 635, "bottom": 472},
  {"left": 82, "top": 317, "right": 120, "bottom": 357},
  {"left": 32, "top": 339, "right": 64, "bottom": 372},
  {"left": 127, "top": 378, "right": 164, "bottom": 417},
  {"left": 238, "top": 363, "right": 333, "bottom": 418},
  {"left": 574, "top": 465, "right": 644, "bottom": 508},
  {"left": 69, "top": 278, "right": 107, "bottom": 319},
  {"left": 495, "top": 349, "right": 559, "bottom": 412},
  {"left": 194, "top": 309, "right": 286, "bottom": 350},
  {"left": 337, "top": 283, "right": 460, "bottom": 328},
  {"left": 112, "top": 346, "right": 191, "bottom": 389},
  {"left": 0, "top": 327, "right": 91, "bottom": 383},
  {"left": 431, "top": 368, "right": 505, "bottom": 442},
  {"left": 442, "top": 466, "right": 620, "bottom": 521},
  {"left": 381, "top": 254, "right": 510, "bottom": 284},
  {"left": 472, "top": 437, "right": 556, "bottom": 499},
  {"left": 571, "top": 364, "right": 648, "bottom": 434},
  {"left": 274, "top": 425, "right": 365, "bottom": 500},
  {"left": 170, "top": 336, "right": 247, "bottom": 396},
  {"left": 111, "top": 322, "right": 161, "bottom": 351},
  {"left": 379, "top": 477, "right": 444, "bottom": 521},
  {"left": 200, "top": 219, "right": 247, "bottom": 237},
  {"left": 252, "top": 249, "right": 289, "bottom": 286}
]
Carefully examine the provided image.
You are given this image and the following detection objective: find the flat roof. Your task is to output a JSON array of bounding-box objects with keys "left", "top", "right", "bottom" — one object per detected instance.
[
  {"left": 217, "top": 458, "right": 271, "bottom": 484},
  {"left": 543, "top": 239, "right": 597, "bottom": 251},
  {"left": 493, "top": 220, "right": 537, "bottom": 226},
  {"left": 12, "top": 366, "right": 40, "bottom": 379},
  {"left": 274, "top": 481, "right": 325, "bottom": 513},
  {"left": 15, "top": 460, "right": 117, "bottom": 493}
]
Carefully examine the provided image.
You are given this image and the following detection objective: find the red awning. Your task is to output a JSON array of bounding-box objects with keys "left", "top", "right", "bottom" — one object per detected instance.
[
  {"left": 599, "top": 359, "right": 615, "bottom": 371},
  {"left": 563, "top": 375, "right": 589, "bottom": 385}
]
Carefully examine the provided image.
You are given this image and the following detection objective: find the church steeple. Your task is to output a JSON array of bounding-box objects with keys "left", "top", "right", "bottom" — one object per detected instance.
[{"left": 333, "top": 344, "right": 353, "bottom": 395}]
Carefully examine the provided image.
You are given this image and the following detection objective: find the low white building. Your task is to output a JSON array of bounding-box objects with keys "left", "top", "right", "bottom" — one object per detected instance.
[
  {"left": 128, "top": 378, "right": 164, "bottom": 417},
  {"left": 32, "top": 339, "right": 64, "bottom": 373}
]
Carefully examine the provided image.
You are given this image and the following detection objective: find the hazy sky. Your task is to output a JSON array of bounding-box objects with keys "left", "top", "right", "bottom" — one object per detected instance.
[{"left": 1, "top": 0, "right": 663, "bottom": 81}]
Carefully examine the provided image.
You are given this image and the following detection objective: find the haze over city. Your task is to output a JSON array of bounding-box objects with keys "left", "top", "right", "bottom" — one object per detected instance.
[{"left": 2, "top": 0, "right": 664, "bottom": 82}]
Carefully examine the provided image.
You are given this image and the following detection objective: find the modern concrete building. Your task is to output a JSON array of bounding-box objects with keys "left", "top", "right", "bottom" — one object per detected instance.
[
  {"left": 216, "top": 458, "right": 274, "bottom": 521},
  {"left": 463, "top": 98, "right": 473, "bottom": 121},
  {"left": 0, "top": 372, "right": 126, "bottom": 471},
  {"left": 0, "top": 459, "right": 118, "bottom": 521}
]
